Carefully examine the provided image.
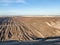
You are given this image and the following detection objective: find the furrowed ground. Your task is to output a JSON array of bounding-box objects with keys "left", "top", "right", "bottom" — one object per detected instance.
[{"left": 0, "top": 16, "right": 60, "bottom": 42}]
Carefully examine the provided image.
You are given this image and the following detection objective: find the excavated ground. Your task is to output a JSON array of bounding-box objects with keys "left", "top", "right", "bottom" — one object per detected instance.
[{"left": 0, "top": 17, "right": 60, "bottom": 42}]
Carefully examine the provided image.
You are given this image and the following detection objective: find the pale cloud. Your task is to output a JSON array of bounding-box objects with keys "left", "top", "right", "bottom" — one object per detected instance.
[
  {"left": 0, "top": 0, "right": 26, "bottom": 3},
  {"left": 0, "top": 0, "right": 26, "bottom": 6}
]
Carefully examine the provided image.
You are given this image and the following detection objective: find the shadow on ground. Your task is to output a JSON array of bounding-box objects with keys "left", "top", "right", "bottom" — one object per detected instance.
[{"left": 0, "top": 36, "right": 60, "bottom": 45}]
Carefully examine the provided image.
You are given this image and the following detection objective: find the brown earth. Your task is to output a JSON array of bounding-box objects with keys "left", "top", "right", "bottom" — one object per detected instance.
[{"left": 0, "top": 16, "right": 60, "bottom": 41}]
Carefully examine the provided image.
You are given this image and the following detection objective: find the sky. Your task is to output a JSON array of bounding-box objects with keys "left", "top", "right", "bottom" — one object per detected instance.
[{"left": 0, "top": 0, "right": 60, "bottom": 16}]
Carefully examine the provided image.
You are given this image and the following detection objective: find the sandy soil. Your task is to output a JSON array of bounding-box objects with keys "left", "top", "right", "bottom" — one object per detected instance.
[{"left": 0, "top": 16, "right": 60, "bottom": 42}]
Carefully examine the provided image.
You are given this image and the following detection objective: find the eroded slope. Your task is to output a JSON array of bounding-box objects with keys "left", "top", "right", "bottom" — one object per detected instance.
[{"left": 0, "top": 17, "right": 60, "bottom": 41}]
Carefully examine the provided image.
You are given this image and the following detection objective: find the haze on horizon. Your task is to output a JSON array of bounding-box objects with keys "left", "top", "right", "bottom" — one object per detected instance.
[{"left": 0, "top": 0, "right": 60, "bottom": 16}]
